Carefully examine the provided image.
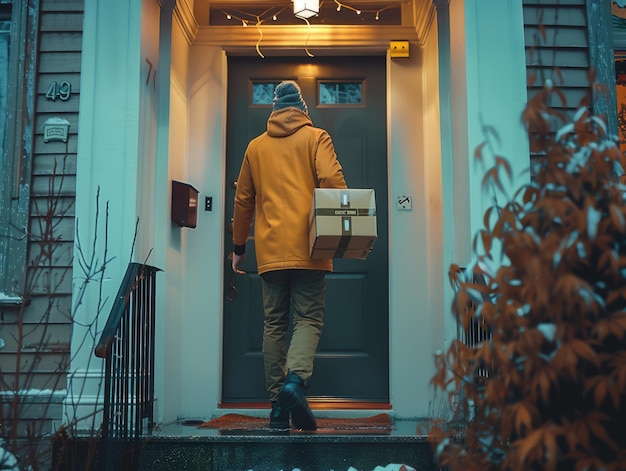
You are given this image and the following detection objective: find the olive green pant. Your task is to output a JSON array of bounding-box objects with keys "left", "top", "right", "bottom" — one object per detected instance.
[{"left": 260, "top": 269, "right": 326, "bottom": 402}]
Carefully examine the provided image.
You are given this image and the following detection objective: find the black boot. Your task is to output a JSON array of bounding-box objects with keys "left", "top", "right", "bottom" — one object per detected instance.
[
  {"left": 278, "top": 371, "right": 317, "bottom": 430},
  {"left": 269, "top": 401, "right": 289, "bottom": 429}
]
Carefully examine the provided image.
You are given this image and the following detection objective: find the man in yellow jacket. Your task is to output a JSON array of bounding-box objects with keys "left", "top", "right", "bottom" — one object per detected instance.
[{"left": 231, "top": 80, "right": 347, "bottom": 430}]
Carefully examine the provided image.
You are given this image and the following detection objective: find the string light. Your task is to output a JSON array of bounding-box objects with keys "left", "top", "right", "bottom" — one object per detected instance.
[
  {"left": 256, "top": 17, "right": 265, "bottom": 58},
  {"left": 218, "top": 5, "right": 288, "bottom": 27},
  {"left": 216, "top": 2, "right": 400, "bottom": 58},
  {"left": 299, "top": 16, "right": 315, "bottom": 58},
  {"left": 220, "top": 3, "right": 397, "bottom": 26},
  {"left": 332, "top": 1, "right": 397, "bottom": 19}
]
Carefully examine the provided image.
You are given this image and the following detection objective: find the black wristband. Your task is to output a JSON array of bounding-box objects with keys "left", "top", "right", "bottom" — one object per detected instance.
[{"left": 234, "top": 244, "right": 246, "bottom": 255}]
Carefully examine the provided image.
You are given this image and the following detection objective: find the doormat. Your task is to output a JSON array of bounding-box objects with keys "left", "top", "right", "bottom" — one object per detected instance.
[{"left": 198, "top": 413, "right": 393, "bottom": 432}]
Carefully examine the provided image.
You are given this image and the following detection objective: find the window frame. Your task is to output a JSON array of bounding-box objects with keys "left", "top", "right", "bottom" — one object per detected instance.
[
  {"left": 0, "top": 0, "right": 38, "bottom": 305},
  {"left": 588, "top": 0, "right": 618, "bottom": 136},
  {"left": 317, "top": 79, "right": 366, "bottom": 108}
]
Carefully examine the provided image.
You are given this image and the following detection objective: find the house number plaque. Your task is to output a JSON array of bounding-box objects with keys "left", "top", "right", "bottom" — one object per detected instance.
[{"left": 45, "top": 81, "right": 72, "bottom": 101}]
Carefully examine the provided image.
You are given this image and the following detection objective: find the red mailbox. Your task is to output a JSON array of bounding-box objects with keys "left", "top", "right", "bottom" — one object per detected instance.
[{"left": 171, "top": 180, "right": 199, "bottom": 228}]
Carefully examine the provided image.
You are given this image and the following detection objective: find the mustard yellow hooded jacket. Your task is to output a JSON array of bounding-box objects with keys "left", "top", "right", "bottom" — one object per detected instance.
[{"left": 232, "top": 107, "right": 347, "bottom": 274}]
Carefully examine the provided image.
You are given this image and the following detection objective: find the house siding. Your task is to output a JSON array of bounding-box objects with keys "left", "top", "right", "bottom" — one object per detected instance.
[
  {"left": 0, "top": 0, "right": 82, "bottom": 438},
  {"left": 523, "top": 0, "right": 619, "bottom": 178},
  {"left": 28, "top": 0, "right": 82, "bottom": 384},
  {"left": 523, "top": 0, "right": 591, "bottom": 117}
]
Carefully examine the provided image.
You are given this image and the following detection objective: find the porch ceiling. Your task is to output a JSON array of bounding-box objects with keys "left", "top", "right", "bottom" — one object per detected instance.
[{"left": 189, "top": 0, "right": 434, "bottom": 50}]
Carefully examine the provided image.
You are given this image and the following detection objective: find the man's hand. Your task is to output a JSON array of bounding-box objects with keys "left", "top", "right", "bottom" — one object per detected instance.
[{"left": 232, "top": 252, "right": 246, "bottom": 275}]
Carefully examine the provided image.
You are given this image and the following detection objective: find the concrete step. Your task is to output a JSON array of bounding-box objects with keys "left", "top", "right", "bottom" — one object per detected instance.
[
  {"left": 137, "top": 432, "right": 438, "bottom": 471},
  {"left": 52, "top": 420, "right": 440, "bottom": 471}
]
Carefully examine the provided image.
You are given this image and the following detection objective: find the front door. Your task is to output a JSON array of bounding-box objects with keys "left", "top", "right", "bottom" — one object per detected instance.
[{"left": 222, "top": 56, "right": 389, "bottom": 404}]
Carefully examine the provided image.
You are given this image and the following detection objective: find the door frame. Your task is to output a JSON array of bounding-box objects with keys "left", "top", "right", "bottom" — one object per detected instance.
[
  {"left": 180, "top": 23, "right": 445, "bottom": 421},
  {"left": 220, "top": 55, "right": 390, "bottom": 405}
]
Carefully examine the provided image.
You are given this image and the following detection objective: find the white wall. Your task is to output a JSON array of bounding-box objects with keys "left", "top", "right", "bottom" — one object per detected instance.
[
  {"left": 181, "top": 44, "right": 227, "bottom": 419},
  {"left": 156, "top": 1, "right": 186, "bottom": 424},
  {"left": 450, "top": 0, "right": 530, "bottom": 266},
  {"left": 135, "top": 0, "right": 160, "bottom": 264},
  {"left": 387, "top": 26, "right": 448, "bottom": 417},
  {"left": 423, "top": 21, "right": 446, "bottom": 351},
  {"left": 163, "top": 14, "right": 197, "bottom": 421},
  {"left": 70, "top": 0, "right": 144, "bottom": 423},
  {"left": 71, "top": 0, "right": 195, "bottom": 426},
  {"left": 168, "top": 14, "right": 222, "bottom": 423}
]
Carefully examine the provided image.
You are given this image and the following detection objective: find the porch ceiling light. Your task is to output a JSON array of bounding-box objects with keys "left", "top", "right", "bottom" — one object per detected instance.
[{"left": 293, "top": 0, "right": 319, "bottom": 19}]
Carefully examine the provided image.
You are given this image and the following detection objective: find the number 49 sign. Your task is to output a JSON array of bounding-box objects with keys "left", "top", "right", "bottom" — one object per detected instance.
[{"left": 45, "top": 81, "right": 72, "bottom": 101}]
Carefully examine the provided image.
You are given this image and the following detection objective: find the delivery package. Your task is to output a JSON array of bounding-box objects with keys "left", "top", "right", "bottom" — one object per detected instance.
[{"left": 309, "top": 188, "right": 377, "bottom": 260}]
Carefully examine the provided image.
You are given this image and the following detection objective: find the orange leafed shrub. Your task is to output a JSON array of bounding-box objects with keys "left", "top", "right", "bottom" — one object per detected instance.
[{"left": 431, "top": 79, "right": 626, "bottom": 471}]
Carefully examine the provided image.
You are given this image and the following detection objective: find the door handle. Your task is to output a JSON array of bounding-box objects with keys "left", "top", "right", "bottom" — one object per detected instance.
[{"left": 226, "top": 280, "right": 238, "bottom": 302}]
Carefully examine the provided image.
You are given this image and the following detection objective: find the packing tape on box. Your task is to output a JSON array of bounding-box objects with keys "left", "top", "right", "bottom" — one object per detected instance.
[
  {"left": 314, "top": 208, "right": 376, "bottom": 217},
  {"left": 335, "top": 217, "right": 352, "bottom": 258}
]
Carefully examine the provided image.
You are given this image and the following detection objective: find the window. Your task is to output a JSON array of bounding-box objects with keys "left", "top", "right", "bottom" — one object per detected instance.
[
  {"left": 319, "top": 81, "right": 363, "bottom": 105},
  {"left": 251, "top": 81, "right": 280, "bottom": 105}
]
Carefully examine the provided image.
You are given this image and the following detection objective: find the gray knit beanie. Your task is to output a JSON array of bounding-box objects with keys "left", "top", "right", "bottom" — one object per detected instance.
[{"left": 273, "top": 80, "right": 308, "bottom": 113}]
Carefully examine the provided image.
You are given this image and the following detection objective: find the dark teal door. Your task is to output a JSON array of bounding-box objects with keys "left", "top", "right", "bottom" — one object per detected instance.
[{"left": 223, "top": 56, "right": 389, "bottom": 404}]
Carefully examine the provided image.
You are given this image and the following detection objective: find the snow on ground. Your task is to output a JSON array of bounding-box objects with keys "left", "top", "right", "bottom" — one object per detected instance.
[
  {"left": 352, "top": 466, "right": 415, "bottom": 471},
  {"left": 0, "top": 445, "right": 19, "bottom": 471},
  {"left": 248, "top": 465, "right": 415, "bottom": 471}
]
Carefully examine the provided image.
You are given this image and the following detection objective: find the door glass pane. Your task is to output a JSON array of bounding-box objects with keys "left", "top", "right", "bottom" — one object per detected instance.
[
  {"left": 251, "top": 81, "right": 280, "bottom": 105},
  {"left": 319, "top": 81, "right": 362, "bottom": 105}
]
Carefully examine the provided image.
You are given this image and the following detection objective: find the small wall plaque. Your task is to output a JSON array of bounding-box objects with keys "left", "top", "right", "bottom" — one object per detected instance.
[{"left": 43, "top": 117, "right": 71, "bottom": 143}]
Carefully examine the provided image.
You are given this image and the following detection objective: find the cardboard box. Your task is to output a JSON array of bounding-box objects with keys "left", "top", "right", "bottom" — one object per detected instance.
[{"left": 309, "top": 188, "right": 377, "bottom": 260}]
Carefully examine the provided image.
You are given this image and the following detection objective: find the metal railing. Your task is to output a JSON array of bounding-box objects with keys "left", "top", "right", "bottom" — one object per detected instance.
[
  {"left": 453, "top": 268, "right": 493, "bottom": 379},
  {"left": 95, "top": 262, "right": 160, "bottom": 439}
]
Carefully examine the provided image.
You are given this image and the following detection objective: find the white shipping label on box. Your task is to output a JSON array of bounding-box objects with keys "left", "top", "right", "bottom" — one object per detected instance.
[{"left": 309, "top": 188, "right": 377, "bottom": 260}]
